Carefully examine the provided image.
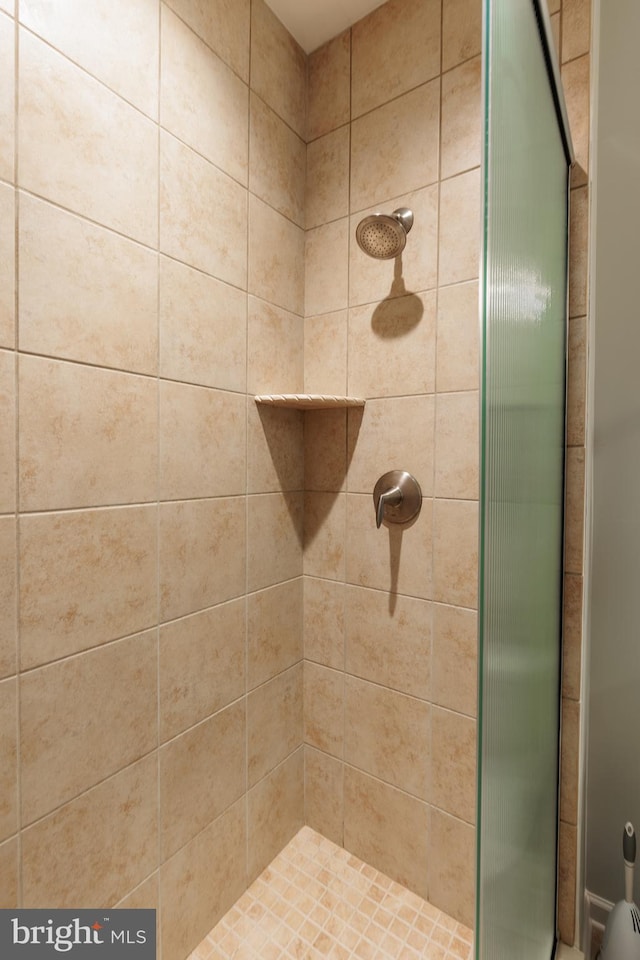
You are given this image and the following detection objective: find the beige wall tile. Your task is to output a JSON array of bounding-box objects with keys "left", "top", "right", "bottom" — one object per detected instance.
[
  {"left": 441, "top": 56, "right": 482, "bottom": 180},
  {"left": 159, "top": 498, "right": 245, "bottom": 622},
  {"left": 347, "top": 396, "right": 435, "bottom": 497},
  {"left": 431, "top": 707, "right": 476, "bottom": 824},
  {"left": 248, "top": 402, "right": 304, "bottom": 493},
  {"left": 352, "top": 0, "right": 440, "bottom": 119},
  {"left": 562, "top": 574, "right": 583, "bottom": 702},
  {"left": 346, "top": 493, "right": 433, "bottom": 599},
  {"left": 247, "top": 295, "right": 304, "bottom": 394},
  {"left": 247, "top": 493, "right": 303, "bottom": 592},
  {"left": 429, "top": 809, "right": 475, "bottom": 927},
  {"left": 19, "top": 31, "right": 158, "bottom": 247},
  {"left": 307, "top": 31, "right": 350, "bottom": 142},
  {"left": 115, "top": 872, "right": 160, "bottom": 951},
  {"left": 304, "top": 577, "right": 345, "bottom": 671},
  {"left": 562, "top": 55, "right": 590, "bottom": 186},
  {"left": 439, "top": 168, "right": 482, "bottom": 286},
  {"left": 160, "top": 700, "right": 245, "bottom": 859},
  {"left": 249, "top": 196, "right": 304, "bottom": 316},
  {"left": 161, "top": 799, "right": 247, "bottom": 960},
  {"left": 160, "top": 132, "right": 247, "bottom": 287},
  {"left": 558, "top": 820, "right": 577, "bottom": 945},
  {"left": 349, "top": 185, "right": 438, "bottom": 307},
  {"left": 20, "top": 631, "right": 157, "bottom": 826},
  {"left": 0, "top": 836, "right": 18, "bottom": 907},
  {"left": 442, "top": 0, "right": 482, "bottom": 72},
  {"left": 250, "top": 0, "right": 306, "bottom": 139},
  {"left": 0, "top": 184, "right": 15, "bottom": 348},
  {"left": 19, "top": 357, "right": 158, "bottom": 511},
  {"left": 247, "top": 748, "right": 304, "bottom": 882},
  {"left": 547, "top": 11, "right": 560, "bottom": 58},
  {"left": 344, "top": 676, "right": 430, "bottom": 800},
  {"left": 565, "top": 446, "right": 585, "bottom": 575},
  {"left": 562, "top": 0, "right": 591, "bottom": 63},
  {"left": 305, "top": 219, "right": 349, "bottom": 317},
  {"left": 0, "top": 350, "right": 15, "bottom": 513},
  {"left": 347, "top": 290, "right": 436, "bottom": 399},
  {"left": 0, "top": 677, "right": 17, "bottom": 842},
  {"left": 304, "top": 409, "right": 348, "bottom": 492},
  {"left": 20, "top": 0, "right": 159, "bottom": 118},
  {"left": 248, "top": 579, "right": 303, "bottom": 690},
  {"left": 304, "top": 662, "right": 344, "bottom": 758},
  {"left": 569, "top": 185, "right": 588, "bottom": 319},
  {"left": 436, "top": 280, "right": 479, "bottom": 393},
  {"left": 434, "top": 392, "right": 479, "bottom": 499},
  {"left": 432, "top": 603, "right": 477, "bottom": 718},
  {"left": 160, "top": 381, "right": 245, "bottom": 500},
  {"left": 248, "top": 663, "right": 303, "bottom": 786},
  {"left": 250, "top": 93, "right": 305, "bottom": 226},
  {"left": 304, "top": 312, "right": 347, "bottom": 395},
  {"left": 304, "top": 410, "right": 347, "bottom": 493},
  {"left": 0, "top": 518, "right": 16, "bottom": 679},
  {"left": 115, "top": 873, "right": 159, "bottom": 911},
  {"left": 344, "top": 766, "right": 429, "bottom": 899},
  {"left": 560, "top": 697, "right": 580, "bottom": 825},
  {"left": 159, "top": 256, "right": 246, "bottom": 391},
  {"left": 22, "top": 755, "right": 158, "bottom": 907},
  {"left": 0, "top": 12, "right": 14, "bottom": 183},
  {"left": 20, "top": 506, "right": 157, "bottom": 669},
  {"left": 164, "top": 0, "right": 250, "bottom": 81},
  {"left": 351, "top": 82, "right": 439, "bottom": 212},
  {"left": 304, "top": 492, "right": 346, "bottom": 581},
  {"left": 20, "top": 197, "right": 158, "bottom": 374},
  {"left": 345, "top": 586, "right": 431, "bottom": 699},
  {"left": 433, "top": 499, "right": 479, "bottom": 608},
  {"left": 306, "top": 127, "right": 350, "bottom": 230},
  {"left": 159, "top": 599, "right": 245, "bottom": 742},
  {"left": 161, "top": 7, "right": 248, "bottom": 184},
  {"left": 304, "top": 746, "right": 343, "bottom": 846},
  {"left": 567, "top": 315, "right": 586, "bottom": 447}
]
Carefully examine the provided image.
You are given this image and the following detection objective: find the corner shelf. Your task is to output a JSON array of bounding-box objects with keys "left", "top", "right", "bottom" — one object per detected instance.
[{"left": 254, "top": 393, "right": 366, "bottom": 410}]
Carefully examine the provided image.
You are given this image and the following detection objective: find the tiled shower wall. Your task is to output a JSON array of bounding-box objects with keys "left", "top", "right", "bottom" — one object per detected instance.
[
  {"left": 0, "top": 2, "right": 309, "bottom": 959},
  {"left": 302, "top": 0, "right": 482, "bottom": 929},
  {"left": 300, "top": 0, "right": 592, "bottom": 945},
  {"left": 553, "top": 0, "right": 591, "bottom": 946}
]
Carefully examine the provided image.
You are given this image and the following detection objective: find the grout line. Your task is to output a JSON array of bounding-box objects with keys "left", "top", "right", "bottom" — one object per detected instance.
[
  {"left": 13, "top": 4, "right": 23, "bottom": 908},
  {"left": 244, "top": 0, "right": 253, "bottom": 891},
  {"left": 155, "top": 4, "right": 163, "bottom": 955}
]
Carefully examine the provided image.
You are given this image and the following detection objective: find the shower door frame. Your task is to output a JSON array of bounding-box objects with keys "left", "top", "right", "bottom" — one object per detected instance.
[{"left": 476, "top": 1, "right": 575, "bottom": 958}]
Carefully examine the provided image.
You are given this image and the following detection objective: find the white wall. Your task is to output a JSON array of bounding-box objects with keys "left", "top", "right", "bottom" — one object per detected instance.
[{"left": 587, "top": 0, "right": 640, "bottom": 904}]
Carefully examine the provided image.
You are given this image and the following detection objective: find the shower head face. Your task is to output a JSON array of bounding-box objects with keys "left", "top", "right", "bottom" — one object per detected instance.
[{"left": 355, "top": 208, "right": 414, "bottom": 260}]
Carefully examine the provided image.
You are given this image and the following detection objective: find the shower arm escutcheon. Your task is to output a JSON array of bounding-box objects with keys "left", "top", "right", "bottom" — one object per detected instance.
[{"left": 373, "top": 470, "right": 422, "bottom": 529}]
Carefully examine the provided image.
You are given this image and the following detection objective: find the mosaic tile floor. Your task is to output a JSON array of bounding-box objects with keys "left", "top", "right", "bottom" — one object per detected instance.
[{"left": 189, "top": 826, "right": 474, "bottom": 960}]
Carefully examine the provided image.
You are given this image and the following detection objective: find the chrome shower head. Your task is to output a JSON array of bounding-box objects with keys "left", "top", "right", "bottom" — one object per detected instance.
[{"left": 355, "top": 207, "right": 414, "bottom": 259}]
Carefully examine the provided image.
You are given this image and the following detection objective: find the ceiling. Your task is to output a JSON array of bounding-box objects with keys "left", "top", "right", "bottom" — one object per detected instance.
[{"left": 264, "top": 0, "right": 388, "bottom": 54}]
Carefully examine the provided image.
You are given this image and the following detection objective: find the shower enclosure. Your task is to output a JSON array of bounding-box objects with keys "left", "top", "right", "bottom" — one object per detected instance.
[{"left": 476, "top": 1, "right": 574, "bottom": 958}]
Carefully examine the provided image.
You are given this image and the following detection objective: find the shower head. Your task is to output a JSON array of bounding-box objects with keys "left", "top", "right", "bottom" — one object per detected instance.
[{"left": 355, "top": 207, "right": 414, "bottom": 259}]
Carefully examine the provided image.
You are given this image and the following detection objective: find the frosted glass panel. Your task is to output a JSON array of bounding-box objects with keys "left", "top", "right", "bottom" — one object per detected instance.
[{"left": 477, "top": 1, "right": 569, "bottom": 958}]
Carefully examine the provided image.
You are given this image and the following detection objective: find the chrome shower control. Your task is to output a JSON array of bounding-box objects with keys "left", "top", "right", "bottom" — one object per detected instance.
[{"left": 373, "top": 471, "right": 422, "bottom": 529}]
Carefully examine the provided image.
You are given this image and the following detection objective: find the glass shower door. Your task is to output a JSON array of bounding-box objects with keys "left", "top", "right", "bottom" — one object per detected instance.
[{"left": 476, "top": 1, "right": 572, "bottom": 958}]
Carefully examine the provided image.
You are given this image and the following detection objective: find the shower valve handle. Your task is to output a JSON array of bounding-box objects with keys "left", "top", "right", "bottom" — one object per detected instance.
[
  {"left": 376, "top": 486, "right": 402, "bottom": 529},
  {"left": 373, "top": 471, "right": 422, "bottom": 529}
]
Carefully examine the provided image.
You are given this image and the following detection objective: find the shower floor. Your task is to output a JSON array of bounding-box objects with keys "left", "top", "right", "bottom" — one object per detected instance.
[{"left": 189, "top": 826, "right": 473, "bottom": 960}]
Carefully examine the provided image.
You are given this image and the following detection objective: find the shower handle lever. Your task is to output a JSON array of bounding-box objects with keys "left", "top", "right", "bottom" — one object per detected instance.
[
  {"left": 376, "top": 485, "right": 402, "bottom": 529},
  {"left": 373, "top": 471, "right": 422, "bottom": 529}
]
